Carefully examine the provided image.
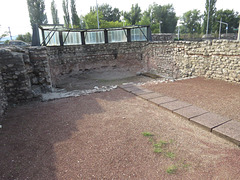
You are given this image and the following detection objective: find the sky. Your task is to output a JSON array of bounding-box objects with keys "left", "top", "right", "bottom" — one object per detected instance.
[{"left": 0, "top": 0, "right": 239, "bottom": 36}]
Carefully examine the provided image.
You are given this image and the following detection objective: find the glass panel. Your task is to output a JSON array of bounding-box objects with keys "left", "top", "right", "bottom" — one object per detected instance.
[
  {"left": 63, "top": 32, "right": 81, "bottom": 45},
  {"left": 131, "top": 27, "right": 147, "bottom": 41},
  {"left": 108, "top": 30, "right": 127, "bottom": 43},
  {"left": 44, "top": 30, "right": 60, "bottom": 46},
  {"left": 85, "top": 31, "right": 105, "bottom": 44}
]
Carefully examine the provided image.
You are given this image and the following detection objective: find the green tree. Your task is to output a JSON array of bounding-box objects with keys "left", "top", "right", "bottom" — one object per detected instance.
[
  {"left": 203, "top": 0, "right": 217, "bottom": 34},
  {"left": 62, "top": 0, "right": 70, "bottom": 27},
  {"left": 124, "top": 4, "right": 142, "bottom": 25},
  {"left": 27, "top": 0, "right": 48, "bottom": 28},
  {"left": 152, "top": 3, "right": 178, "bottom": 33},
  {"left": 213, "top": 9, "right": 240, "bottom": 33},
  {"left": 84, "top": 10, "right": 102, "bottom": 29},
  {"left": 98, "top": 4, "right": 121, "bottom": 22},
  {"left": 139, "top": 8, "right": 152, "bottom": 26},
  {"left": 51, "top": 0, "right": 59, "bottom": 24},
  {"left": 16, "top": 32, "right": 32, "bottom": 43},
  {"left": 182, "top": 9, "right": 202, "bottom": 34},
  {"left": 71, "top": 0, "right": 80, "bottom": 28}
]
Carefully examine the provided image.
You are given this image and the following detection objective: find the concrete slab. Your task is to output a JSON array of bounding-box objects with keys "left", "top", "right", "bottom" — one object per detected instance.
[
  {"left": 174, "top": 106, "right": 208, "bottom": 119},
  {"left": 119, "top": 84, "right": 135, "bottom": 88},
  {"left": 150, "top": 96, "right": 177, "bottom": 105},
  {"left": 190, "top": 112, "right": 231, "bottom": 132},
  {"left": 131, "top": 89, "right": 153, "bottom": 95},
  {"left": 121, "top": 86, "right": 141, "bottom": 91},
  {"left": 139, "top": 92, "right": 164, "bottom": 100},
  {"left": 212, "top": 120, "right": 240, "bottom": 146},
  {"left": 161, "top": 100, "right": 192, "bottom": 112}
]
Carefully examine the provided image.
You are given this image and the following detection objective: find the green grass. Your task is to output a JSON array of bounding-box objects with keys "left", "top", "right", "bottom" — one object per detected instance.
[
  {"left": 166, "top": 165, "right": 178, "bottom": 174},
  {"left": 166, "top": 151, "right": 175, "bottom": 159},
  {"left": 154, "top": 147, "right": 163, "bottom": 153},
  {"left": 142, "top": 132, "right": 154, "bottom": 137}
]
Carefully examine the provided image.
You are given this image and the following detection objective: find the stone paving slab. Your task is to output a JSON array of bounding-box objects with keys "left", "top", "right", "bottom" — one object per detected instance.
[
  {"left": 161, "top": 100, "right": 192, "bottom": 112},
  {"left": 119, "top": 84, "right": 135, "bottom": 88},
  {"left": 138, "top": 92, "right": 164, "bottom": 100},
  {"left": 212, "top": 120, "right": 240, "bottom": 146},
  {"left": 122, "top": 86, "right": 142, "bottom": 92},
  {"left": 131, "top": 89, "right": 153, "bottom": 95},
  {"left": 174, "top": 106, "right": 208, "bottom": 119},
  {"left": 150, "top": 96, "right": 177, "bottom": 105},
  {"left": 190, "top": 112, "right": 231, "bottom": 132}
]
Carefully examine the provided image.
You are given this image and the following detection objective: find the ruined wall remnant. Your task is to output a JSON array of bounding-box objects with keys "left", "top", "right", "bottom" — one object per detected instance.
[
  {"left": 0, "top": 40, "right": 240, "bottom": 120},
  {"left": 47, "top": 42, "right": 147, "bottom": 86},
  {"left": 143, "top": 40, "right": 240, "bottom": 82}
]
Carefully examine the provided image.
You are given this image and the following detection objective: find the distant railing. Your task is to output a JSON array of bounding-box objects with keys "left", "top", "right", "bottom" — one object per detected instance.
[{"left": 36, "top": 24, "right": 152, "bottom": 46}]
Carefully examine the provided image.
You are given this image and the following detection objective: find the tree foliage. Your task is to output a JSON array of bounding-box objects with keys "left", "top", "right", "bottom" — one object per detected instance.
[
  {"left": 182, "top": 9, "right": 202, "bottom": 34},
  {"left": 124, "top": 4, "right": 142, "bottom": 25},
  {"left": 51, "top": 0, "right": 59, "bottom": 24},
  {"left": 213, "top": 9, "right": 240, "bottom": 33},
  {"left": 27, "top": 0, "right": 48, "bottom": 28},
  {"left": 203, "top": 0, "right": 217, "bottom": 34},
  {"left": 152, "top": 4, "right": 178, "bottom": 33},
  {"left": 71, "top": 0, "right": 80, "bottom": 28},
  {"left": 98, "top": 4, "right": 121, "bottom": 22},
  {"left": 62, "top": 0, "right": 70, "bottom": 27},
  {"left": 16, "top": 32, "right": 32, "bottom": 43}
]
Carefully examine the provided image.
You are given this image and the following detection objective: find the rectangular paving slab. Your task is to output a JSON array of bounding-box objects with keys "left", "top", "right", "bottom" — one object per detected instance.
[
  {"left": 150, "top": 96, "right": 177, "bottom": 105},
  {"left": 161, "top": 100, "right": 192, "bottom": 112},
  {"left": 131, "top": 89, "right": 153, "bottom": 95},
  {"left": 190, "top": 112, "right": 231, "bottom": 132},
  {"left": 212, "top": 120, "right": 240, "bottom": 146},
  {"left": 174, "top": 106, "right": 208, "bottom": 119},
  {"left": 138, "top": 92, "right": 164, "bottom": 100}
]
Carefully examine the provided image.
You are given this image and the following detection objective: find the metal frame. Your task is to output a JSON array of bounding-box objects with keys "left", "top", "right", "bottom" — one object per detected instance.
[{"left": 37, "top": 24, "right": 151, "bottom": 46}]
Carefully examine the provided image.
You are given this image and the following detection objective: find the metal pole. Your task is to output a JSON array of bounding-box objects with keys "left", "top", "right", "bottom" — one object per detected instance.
[
  {"left": 206, "top": 0, "right": 210, "bottom": 36},
  {"left": 8, "top": 27, "right": 12, "bottom": 40},
  {"left": 96, "top": 0, "right": 99, "bottom": 29},
  {"left": 178, "top": 26, "right": 180, "bottom": 40},
  {"left": 219, "top": 18, "right": 222, "bottom": 39},
  {"left": 237, "top": 20, "right": 240, "bottom": 41},
  {"left": 159, "top": 21, "right": 162, "bottom": 33}
]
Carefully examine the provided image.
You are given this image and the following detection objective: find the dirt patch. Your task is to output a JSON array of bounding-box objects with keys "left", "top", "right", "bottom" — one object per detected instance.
[
  {"left": 1, "top": 88, "right": 240, "bottom": 179},
  {"left": 141, "top": 77, "right": 240, "bottom": 122}
]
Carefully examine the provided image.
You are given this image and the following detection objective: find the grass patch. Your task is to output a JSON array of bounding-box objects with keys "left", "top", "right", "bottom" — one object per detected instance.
[
  {"left": 166, "top": 151, "right": 175, "bottom": 159},
  {"left": 166, "top": 165, "right": 178, "bottom": 174},
  {"left": 142, "top": 132, "right": 154, "bottom": 137},
  {"left": 154, "top": 147, "right": 163, "bottom": 153}
]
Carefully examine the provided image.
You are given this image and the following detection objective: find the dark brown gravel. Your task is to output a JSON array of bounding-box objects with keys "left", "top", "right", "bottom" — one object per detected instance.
[{"left": 0, "top": 88, "right": 240, "bottom": 179}]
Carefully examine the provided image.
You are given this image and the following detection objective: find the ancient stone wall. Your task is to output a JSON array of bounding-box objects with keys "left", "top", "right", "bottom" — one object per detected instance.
[
  {"left": 47, "top": 42, "right": 147, "bottom": 86},
  {"left": 143, "top": 40, "right": 240, "bottom": 82}
]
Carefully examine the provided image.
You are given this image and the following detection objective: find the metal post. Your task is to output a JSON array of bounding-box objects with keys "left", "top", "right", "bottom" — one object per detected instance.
[
  {"left": 96, "top": 0, "right": 99, "bottom": 29},
  {"left": 159, "top": 21, "right": 162, "bottom": 33},
  {"left": 8, "top": 27, "right": 12, "bottom": 40},
  {"left": 238, "top": 20, "right": 240, "bottom": 41},
  {"left": 206, "top": 0, "right": 211, "bottom": 36},
  {"left": 178, "top": 26, "right": 180, "bottom": 40},
  {"left": 219, "top": 18, "right": 222, "bottom": 39}
]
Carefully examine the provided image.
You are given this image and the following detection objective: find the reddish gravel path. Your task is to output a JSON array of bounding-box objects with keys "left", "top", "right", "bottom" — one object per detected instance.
[
  {"left": 1, "top": 88, "right": 240, "bottom": 179},
  {"left": 142, "top": 77, "right": 240, "bottom": 122}
]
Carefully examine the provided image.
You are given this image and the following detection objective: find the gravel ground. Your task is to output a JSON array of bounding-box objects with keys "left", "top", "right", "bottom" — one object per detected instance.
[
  {"left": 141, "top": 77, "right": 240, "bottom": 122},
  {"left": 1, "top": 88, "right": 240, "bottom": 179}
]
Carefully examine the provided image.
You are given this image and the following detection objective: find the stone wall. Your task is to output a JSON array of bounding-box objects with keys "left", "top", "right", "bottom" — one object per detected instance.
[
  {"left": 47, "top": 42, "right": 147, "bottom": 86},
  {"left": 152, "top": 33, "right": 175, "bottom": 41},
  {"left": 0, "top": 40, "right": 240, "bottom": 120},
  {"left": 143, "top": 40, "right": 240, "bottom": 82}
]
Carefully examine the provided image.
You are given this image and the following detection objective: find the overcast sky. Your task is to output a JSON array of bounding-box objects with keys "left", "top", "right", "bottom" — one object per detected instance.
[{"left": 0, "top": 0, "right": 239, "bottom": 36}]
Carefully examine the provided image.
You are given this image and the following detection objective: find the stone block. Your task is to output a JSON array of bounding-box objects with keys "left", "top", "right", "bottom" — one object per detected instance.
[
  {"left": 131, "top": 89, "right": 153, "bottom": 95},
  {"left": 150, "top": 96, "right": 177, "bottom": 105},
  {"left": 212, "top": 120, "right": 240, "bottom": 146},
  {"left": 174, "top": 106, "right": 208, "bottom": 119},
  {"left": 190, "top": 112, "right": 231, "bottom": 131},
  {"left": 138, "top": 92, "right": 164, "bottom": 100},
  {"left": 161, "top": 100, "right": 192, "bottom": 111}
]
